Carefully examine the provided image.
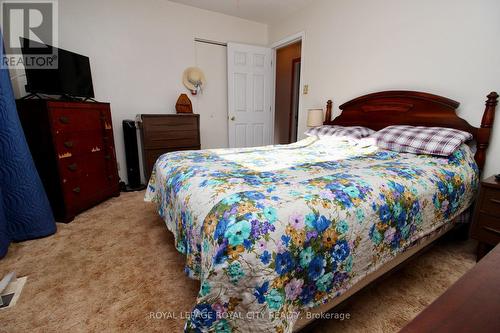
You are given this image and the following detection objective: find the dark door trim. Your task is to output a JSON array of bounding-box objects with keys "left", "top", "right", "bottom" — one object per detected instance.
[{"left": 288, "top": 57, "right": 301, "bottom": 143}]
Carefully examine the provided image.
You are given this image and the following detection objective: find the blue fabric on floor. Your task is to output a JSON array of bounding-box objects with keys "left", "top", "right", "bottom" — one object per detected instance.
[
  {"left": 0, "top": 188, "right": 8, "bottom": 259},
  {"left": 0, "top": 32, "right": 56, "bottom": 258}
]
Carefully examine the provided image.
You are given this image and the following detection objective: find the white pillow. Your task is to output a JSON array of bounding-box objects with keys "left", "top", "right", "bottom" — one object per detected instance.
[{"left": 305, "top": 125, "right": 375, "bottom": 139}]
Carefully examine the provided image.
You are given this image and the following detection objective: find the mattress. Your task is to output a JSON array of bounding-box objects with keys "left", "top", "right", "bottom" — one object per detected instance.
[{"left": 145, "top": 136, "right": 478, "bottom": 333}]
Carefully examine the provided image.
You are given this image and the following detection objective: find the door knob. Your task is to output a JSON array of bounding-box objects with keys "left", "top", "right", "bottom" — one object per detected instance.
[{"left": 230, "top": 116, "right": 235, "bottom": 121}]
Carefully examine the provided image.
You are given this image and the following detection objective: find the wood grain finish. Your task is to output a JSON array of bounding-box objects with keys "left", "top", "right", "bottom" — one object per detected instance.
[
  {"left": 139, "top": 114, "right": 200, "bottom": 180},
  {"left": 324, "top": 91, "right": 499, "bottom": 173},
  {"left": 399, "top": 244, "right": 500, "bottom": 333},
  {"left": 471, "top": 176, "right": 500, "bottom": 260},
  {"left": 16, "top": 99, "right": 120, "bottom": 222},
  {"left": 274, "top": 41, "right": 301, "bottom": 144}
]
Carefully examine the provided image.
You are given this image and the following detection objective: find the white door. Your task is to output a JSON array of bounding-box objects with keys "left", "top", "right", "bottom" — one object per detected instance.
[{"left": 227, "top": 43, "right": 273, "bottom": 148}]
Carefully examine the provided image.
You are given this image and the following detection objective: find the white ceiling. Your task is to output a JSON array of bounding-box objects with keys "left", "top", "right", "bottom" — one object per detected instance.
[{"left": 169, "top": 0, "right": 314, "bottom": 24}]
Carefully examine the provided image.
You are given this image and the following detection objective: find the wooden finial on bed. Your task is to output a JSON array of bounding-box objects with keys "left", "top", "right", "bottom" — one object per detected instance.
[
  {"left": 482, "top": 92, "right": 499, "bottom": 128},
  {"left": 324, "top": 100, "right": 333, "bottom": 124},
  {"left": 475, "top": 92, "right": 499, "bottom": 173}
]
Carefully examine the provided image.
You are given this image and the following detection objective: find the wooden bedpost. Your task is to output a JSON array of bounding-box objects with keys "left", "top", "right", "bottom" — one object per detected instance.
[
  {"left": 475, "top": 92, "right": 499, "bottom": 173},
  {"left": 324, "top": 100, "right": 333, "bottom": 124}
]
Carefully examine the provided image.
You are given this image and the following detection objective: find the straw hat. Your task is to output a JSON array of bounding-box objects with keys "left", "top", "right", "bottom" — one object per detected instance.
[{"left": 183, "top": 67, "right": 206, "bottom": 93}]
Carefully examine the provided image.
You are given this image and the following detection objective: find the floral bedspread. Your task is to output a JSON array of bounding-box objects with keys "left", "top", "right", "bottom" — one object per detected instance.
[{"left": 145, "top": 137, "right": 478, "bottom": 333}]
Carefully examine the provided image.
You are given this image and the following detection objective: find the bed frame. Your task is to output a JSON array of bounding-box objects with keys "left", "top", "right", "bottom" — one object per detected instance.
[
  {"left": 324, "top": 90, "right": 499, "bottom": 173},
  {"left": 294, "top": 91, "right": 498, "bottom": 332}
]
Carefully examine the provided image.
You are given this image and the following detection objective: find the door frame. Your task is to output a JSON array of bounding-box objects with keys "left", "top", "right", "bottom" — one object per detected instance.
[{"left": 270, "top": 31, "right": 305, "bottom": 144}]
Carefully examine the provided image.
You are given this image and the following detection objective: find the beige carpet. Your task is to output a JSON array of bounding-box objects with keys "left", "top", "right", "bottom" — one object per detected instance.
[{"left": 0, "top": 191, "right": 476, "bottom": 333}]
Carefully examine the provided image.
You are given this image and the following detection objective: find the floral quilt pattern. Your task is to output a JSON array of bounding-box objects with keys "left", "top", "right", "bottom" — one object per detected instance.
[{"left": 145, "top": 137, "right": 478, "bottom": 332}]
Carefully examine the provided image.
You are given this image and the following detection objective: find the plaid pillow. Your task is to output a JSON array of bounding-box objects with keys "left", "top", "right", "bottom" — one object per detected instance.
[
  {"left": 369, "top": 125, "right": 473, "bottom": 156},
  {"left": 305, "top": 125, "right": 374, "bottom": 139}
]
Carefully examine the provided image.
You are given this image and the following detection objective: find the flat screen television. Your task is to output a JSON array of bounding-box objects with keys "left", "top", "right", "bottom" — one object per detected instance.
[{"left": 21, "top": 38, "right": 95, "bottom": 98}]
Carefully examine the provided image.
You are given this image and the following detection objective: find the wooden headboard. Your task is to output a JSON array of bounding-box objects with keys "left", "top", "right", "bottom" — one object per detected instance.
[{"left": 323, "top": 90, "right": 499, "bottom": 172}]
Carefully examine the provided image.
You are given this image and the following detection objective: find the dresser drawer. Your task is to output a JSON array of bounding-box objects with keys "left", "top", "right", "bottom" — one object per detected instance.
[
  {"left": 142, "top": 115, "right": 198, "bottom": 131},
  {"left": 141, "top": 115, "right": 200, "bottom": 149},
  {"left": 50, "top": 108, "right": 104, "bottom": 133},
  {"left": 143, "top": 134, "right": 200, "bottom": 149},
  {"left": 480, "top": 188, "right": 500, "bottom": 218},
  {"left": 61, "top": 157, "right": 117, "bottom": 215},
  {"left": 58, "top": 157, "right": 83, "bottom": 180},
  {"left": 61, "top": 176, "right": 87, "bottom": 215},
  {"left": 62, "top": 179, "right": 109, "bottom": 216},
  {"left": 471, "top": 213, "right": 500, "bottom": 246},
  {"left": 59, "top": 153, "right": 105, "bottom": 181},
  {"left": 143, "top": 147, "right": 199, "bottom": 179},
  {"left": 54, "top": 131, "right": 105, "bottom": 157}
]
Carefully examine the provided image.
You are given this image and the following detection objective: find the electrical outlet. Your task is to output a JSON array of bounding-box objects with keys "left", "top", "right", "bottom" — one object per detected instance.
[{"left": 303, "top": 84, "right": 309, "bottom": 95}]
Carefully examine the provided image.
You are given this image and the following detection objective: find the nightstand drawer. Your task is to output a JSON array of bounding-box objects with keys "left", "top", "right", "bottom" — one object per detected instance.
[
  {"left": 480, "top": 188, "right": 500, "bottom": 217},
  {"left": 471, "top": 213, "right": 500, "bottom": 245}
]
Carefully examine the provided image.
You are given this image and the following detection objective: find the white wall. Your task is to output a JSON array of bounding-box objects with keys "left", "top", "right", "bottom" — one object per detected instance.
[
  {"left": 269, "top": 0, "right": 500, "bottom": 177},
  {"left": 12, "top": 0, "right": 267, "bottom": 182}
]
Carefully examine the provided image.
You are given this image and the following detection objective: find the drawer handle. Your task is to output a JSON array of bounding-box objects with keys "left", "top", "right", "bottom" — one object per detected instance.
[
  {"left": 64, "top": 141, "right": 74, "bottom": 148},
  {"left": 489, "top": 198, "right": 500, "bottom": 205},
  {"left": 104, "top": 154, "right": 111, "bottom": 160},
  {"left": 68, "top": 163, "right": 77, "bottom": 171},
  {"left": 107, "top": 175, "right": 113, "bottom": 180},
  {"left": 483, "top": 226, "right": 500, "bottom": 236},
  {"left": 59, "top": 116, "right": 70, "bottom": 124},
  {"left": 72, "top": 187, "right": 81, "bottom": 193}
]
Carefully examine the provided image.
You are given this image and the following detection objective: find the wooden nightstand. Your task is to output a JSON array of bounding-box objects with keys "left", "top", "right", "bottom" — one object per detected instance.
[{"left": 471, "top": 175, "right": 500, "bottom": 261}]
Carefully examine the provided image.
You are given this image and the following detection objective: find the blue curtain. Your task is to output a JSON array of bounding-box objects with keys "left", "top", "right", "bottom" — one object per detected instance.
[{"left": 0, "top": 32, "right": 56, "bottom": 258}]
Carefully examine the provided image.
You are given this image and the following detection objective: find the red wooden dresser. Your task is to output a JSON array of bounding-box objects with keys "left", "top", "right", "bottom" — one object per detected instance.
[{"left": 16, "top": 99, "right": 120, "bottom": 222}]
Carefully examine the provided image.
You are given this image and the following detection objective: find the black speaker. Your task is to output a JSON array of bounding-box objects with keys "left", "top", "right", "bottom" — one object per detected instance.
[{"left": 122, "top": 120, "right": 146, "bottom": 191}]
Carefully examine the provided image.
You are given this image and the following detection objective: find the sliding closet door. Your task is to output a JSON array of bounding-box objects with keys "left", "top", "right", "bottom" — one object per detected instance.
[{"left": 196, "top": 41, "right": 229, "bottom": 149}]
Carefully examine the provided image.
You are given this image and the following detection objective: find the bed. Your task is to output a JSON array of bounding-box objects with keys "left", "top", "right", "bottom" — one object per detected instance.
[{"left": 145, "top": 91, "right": 498, "bottom": 333}]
